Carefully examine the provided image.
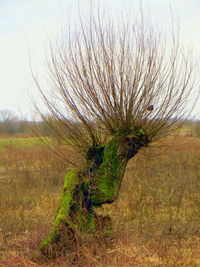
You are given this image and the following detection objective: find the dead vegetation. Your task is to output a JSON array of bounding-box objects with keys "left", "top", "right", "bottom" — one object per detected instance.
[{"left": 0, "top": 135, "right": 199, "bottom": 266}]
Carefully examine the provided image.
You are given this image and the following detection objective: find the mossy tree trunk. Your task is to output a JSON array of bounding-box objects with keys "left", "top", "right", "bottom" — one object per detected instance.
[{"left": 40, "top": 128, "right": 149, "bottom": 257}]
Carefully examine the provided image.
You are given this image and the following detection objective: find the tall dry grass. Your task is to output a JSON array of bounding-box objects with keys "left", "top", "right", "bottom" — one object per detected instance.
[{"left": 0, "top": 136, "right": 199, "bottom": 266}]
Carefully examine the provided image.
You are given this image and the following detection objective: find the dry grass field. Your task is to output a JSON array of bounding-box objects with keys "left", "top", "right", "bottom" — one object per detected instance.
[{"left": 0, "top": 134, "right": 199, "bottom": 266}]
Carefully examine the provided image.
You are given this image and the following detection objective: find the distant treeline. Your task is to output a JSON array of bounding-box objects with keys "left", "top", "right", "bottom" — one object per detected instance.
[
  {"left": 0, "top": 120, "right": 51, "bottom": 136},
  {"left": 0, "top": 109, "right": 51, "bottom": 136},
  {"left": 0, "top": 109, "right": 199, "bottom": 137}
]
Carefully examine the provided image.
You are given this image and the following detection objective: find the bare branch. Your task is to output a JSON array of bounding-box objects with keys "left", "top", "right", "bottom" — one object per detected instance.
[{"left": 34, "top": 6, "right": 199, "bottom": 156}]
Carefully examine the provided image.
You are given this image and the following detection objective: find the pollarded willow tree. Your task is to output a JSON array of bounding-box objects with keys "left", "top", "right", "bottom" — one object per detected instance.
[{"left": 34, "top": 7, "right": 198, "bottom": 258}]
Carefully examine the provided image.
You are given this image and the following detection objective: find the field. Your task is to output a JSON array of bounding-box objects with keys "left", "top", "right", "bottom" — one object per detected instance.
[{"left": 0, "top": 135, "right": 199, "bottom": 266}]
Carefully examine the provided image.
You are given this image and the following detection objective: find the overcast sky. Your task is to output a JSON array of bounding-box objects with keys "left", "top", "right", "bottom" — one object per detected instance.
[{"left": 0, "top": 0, "right": 200, "bottom": 119}]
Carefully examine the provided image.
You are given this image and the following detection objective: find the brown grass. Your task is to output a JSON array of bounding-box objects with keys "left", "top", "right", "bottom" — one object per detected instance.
[{"left": 0, "top": 136, "right": 200, "bottom": 266}]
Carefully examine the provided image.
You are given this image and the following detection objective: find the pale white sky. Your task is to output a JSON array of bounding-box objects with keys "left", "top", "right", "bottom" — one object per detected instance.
[{"left": 0, "top": 0, "right": 200, "bottom": 119}]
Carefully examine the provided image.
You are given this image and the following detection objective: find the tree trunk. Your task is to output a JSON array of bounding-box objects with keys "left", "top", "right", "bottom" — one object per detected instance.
[{"left": 40, "top": 129, "right": 149, "bottom": 257}]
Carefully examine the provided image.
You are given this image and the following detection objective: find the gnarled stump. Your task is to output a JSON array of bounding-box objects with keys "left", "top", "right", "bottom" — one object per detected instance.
[{"left": 40, "top": 128, "right": 149, "bottom": 257}]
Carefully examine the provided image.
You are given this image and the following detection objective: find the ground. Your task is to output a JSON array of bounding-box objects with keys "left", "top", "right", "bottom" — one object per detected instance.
[{"left": 0, "top": 130, "right": 199, "bottom": 266}]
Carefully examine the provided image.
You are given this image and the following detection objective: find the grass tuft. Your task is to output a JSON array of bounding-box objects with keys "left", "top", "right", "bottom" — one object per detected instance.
[{"left": 0, "top": 135, "right": 199, "bottom": 266}]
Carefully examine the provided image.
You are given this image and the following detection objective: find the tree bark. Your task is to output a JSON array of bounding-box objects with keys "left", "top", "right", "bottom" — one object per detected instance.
[{"left": 40, "top": 128, "right": 149, "bottom": 257}]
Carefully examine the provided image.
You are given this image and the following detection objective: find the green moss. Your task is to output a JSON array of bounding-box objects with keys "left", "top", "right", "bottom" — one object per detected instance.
[
  {"left": 40, "top": 168, "right": 78, "bottom": 250},
  {"left": 40, "top": 228, "right": 59, "bottom": 248},
  {"left": 91, "top": 136, "right": 123, "bottom": 204},
  {"left": 130, "top": 125, "right": 145, "bottom": 136},
  {"left": 40, "top": 126, "right": 147, "bottom": 256},
  {"left": 81, "top": 178, "right": 90, "bottom": 192},
  {"left": 86, "top": 212, "right": 96, "bottom": 231},
  {"left": 90, "top": 126, "right": 146, "bottom": 205}
]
